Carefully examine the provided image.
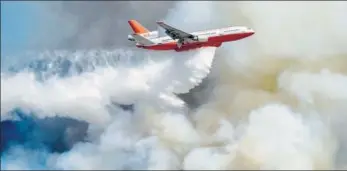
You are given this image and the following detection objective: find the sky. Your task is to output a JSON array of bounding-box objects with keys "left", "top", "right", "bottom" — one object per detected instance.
[
  {"left": 0, "top": 1, "right": 175, "bottom": 55},
  {"left": 1, "top": 1, "right": 39, "bottom": 56}
]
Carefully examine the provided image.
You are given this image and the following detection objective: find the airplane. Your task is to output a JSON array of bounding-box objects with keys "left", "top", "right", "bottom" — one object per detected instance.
[{"left": 127, "top": 19, "right": 255, "bottom": 52}]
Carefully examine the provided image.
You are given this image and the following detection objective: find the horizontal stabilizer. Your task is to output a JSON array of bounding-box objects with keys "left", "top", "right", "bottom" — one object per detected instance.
[{"left": 132, "top": 34, "right": 155, "bottom": 46}]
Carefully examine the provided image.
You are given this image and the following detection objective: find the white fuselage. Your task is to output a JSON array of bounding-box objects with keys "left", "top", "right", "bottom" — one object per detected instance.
[{"left": 129, "top": 26, "right": 254, "bottom": 44}]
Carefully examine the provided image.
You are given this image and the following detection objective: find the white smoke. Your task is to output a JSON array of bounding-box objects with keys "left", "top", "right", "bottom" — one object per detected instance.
[
  {"left": 184, "top": 103, "right": 335, "bottom": 170},
  {"left": 2, "top": 1, "right": 347, "bottom": 170},
  {"left": 1, "top": 47, "right": 216, "bottom": 124}
]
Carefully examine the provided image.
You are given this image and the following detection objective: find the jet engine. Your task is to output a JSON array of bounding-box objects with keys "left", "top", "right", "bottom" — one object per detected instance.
[
  {"left": 194, "top": 35, "right": 209, "bottom": 42},
  {"left": 147, "top": 31, "right": 159, "bottom": 38}
]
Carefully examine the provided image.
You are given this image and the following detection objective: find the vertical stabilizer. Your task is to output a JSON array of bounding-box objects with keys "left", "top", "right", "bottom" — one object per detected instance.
[{"left": 128, "top": 20, "right": 150, "bottom": 34}]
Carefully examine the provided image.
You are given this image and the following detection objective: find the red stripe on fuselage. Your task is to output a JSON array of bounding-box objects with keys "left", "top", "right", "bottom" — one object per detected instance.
[{"left": 137, "top": 32, "right": 254, "bottom": 52}]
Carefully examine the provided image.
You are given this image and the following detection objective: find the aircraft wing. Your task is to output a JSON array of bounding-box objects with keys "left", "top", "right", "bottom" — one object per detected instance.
[{"left": 156, "top": 21, "right": 195, "bottom": 41}]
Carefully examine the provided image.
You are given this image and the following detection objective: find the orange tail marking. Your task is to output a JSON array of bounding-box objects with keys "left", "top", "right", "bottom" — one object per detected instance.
[{"left": 128, "top": 20, "right": 149, "bottom": 34}]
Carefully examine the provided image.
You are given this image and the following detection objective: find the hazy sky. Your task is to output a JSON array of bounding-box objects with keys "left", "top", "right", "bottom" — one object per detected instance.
[
  {"left": 1, "top": 1, "right": 175, "bottom": 56},
  {"left": 1, "top": 1, "right": 40, "bottom": 56}
]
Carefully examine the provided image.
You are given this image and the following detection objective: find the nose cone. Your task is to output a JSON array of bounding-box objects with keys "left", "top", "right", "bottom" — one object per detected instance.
[
  {"left": 242, "top": 28, "right": 254, "bottom": 38},
  {"left": 248, "top": 28, "right": 255, "bottom": 36}
]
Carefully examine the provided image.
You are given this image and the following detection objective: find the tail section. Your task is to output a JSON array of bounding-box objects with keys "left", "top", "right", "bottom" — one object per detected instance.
[
  {"left": 128, "top": 20, "right": 149, "bottom": 34},
  {"left": 131, "top": 34, "right": 155, "bottom": 46}
]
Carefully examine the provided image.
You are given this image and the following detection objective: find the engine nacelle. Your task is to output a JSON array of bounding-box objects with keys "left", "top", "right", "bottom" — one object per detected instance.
[
  {"left": 146, "top": 31, "right": 159, "bottom": 38},
  {"left": 139, "top": 31, "right": 159, "bottom": 39},
  {"left": 195, "top": 35, "right": 209, "bottom": 42},
  {"left": 129, "top": 31, "right": 158, "bottom": 42}
]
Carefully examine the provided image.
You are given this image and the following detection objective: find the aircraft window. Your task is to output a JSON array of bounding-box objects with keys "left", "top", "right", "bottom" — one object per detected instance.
[
  {"left": 225, "top": 29, "right": 237, "bottom": 33},
  {"left": 162, "top": 38, "right": 171, "bottom": 42},
  {"left": 201, "top": 32, "right": 215, "bottom": 36}
]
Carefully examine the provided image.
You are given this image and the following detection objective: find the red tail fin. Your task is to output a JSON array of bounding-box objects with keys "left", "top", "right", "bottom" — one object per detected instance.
[{"left": 128, "top": 20, "right": 149, "bottom": 34}]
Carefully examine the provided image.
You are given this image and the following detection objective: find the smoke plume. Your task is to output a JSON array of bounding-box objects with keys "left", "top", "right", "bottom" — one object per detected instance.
[{"left": 1, "top": 1, "right": 347, "bottom": 170}]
